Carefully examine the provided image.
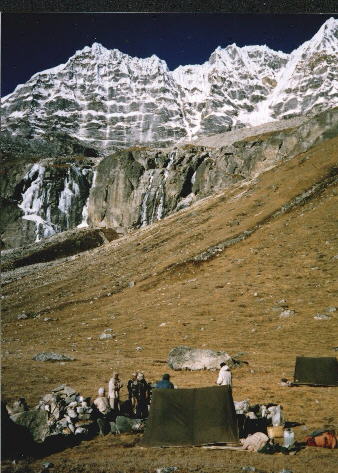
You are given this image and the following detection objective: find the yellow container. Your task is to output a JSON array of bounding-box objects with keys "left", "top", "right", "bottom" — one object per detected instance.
[{"left": 267, "top": 426, "right": 284, "bottom": 438}]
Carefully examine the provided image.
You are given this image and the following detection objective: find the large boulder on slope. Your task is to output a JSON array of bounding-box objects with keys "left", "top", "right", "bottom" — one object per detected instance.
[
  {"left": 10, "top": 410, "right": 50, "bottom": 443},
  {"left": 168, "top": 346, "right": 232, "bottom": 371},
  {"left": 32, "top": 352, "right": 74, "bottom": 362},
  {"left": 1, "top": 402, "right": 37, "bottom": 458}
]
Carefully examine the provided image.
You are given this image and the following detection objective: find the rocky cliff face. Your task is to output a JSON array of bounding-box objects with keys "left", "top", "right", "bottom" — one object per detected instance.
[
  {"left": 1, "top": 18, "right": 337, "bottom": 151},
  {"left": 1, "top": 107, "right": 336, "bottom": 249},
  {"left": 87, "top": 107, "right": 338, "bottom": 232},
  {"left": 1, "top": 158, "right": 95, "bottom": 248}
]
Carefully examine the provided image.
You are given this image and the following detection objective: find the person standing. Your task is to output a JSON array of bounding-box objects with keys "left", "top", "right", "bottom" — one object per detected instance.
[
  {"left": 216, "top": 363, "right": 232, "bottom": 387},
  {"left": 127, "top": 372, "right": 138, "bottom": 413},
  {"left": 108, "top": 372, "right": 123, "bottom": 412},
  {"left": 135, "top": 372, "right": 151, "bottom": 418},
  {"left": 155, "top": 373, "right": 174, "bottom": 389}
]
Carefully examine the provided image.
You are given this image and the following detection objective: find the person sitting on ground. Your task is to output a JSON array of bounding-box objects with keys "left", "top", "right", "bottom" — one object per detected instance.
[
  {"left": 127, "top": 372, "right": 138, "bottom": 413},
  {"left": 155, "top": 373, "right": 174, "bottom": 389},
  {"left": 216, "top": 362, "right": 232, "bottom": 387},
  {"left": 108, "top": 372, "right": 123, "bottom": 412},
  {"left": 135, "top": 372, "right": 151, "bottom": 418},
  {"left": 93, "top": 387, "right": 115, "bottom": 435}
]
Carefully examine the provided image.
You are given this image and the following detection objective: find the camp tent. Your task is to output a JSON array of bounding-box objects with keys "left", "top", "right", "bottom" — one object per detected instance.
[
  {"left": 293, "top": 357, "right": 338, "bottom": 386},
  {"left": 141, "top": 385, "right": 239, "bottom": 447}
]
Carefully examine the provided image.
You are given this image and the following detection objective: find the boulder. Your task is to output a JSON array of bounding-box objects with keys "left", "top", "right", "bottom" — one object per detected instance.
[
  {"left": 52, "top": 385, "right": 77, "bottom": 396},
  {"left": 10, "top": 410, "right": 50, "bottom": 443},
  {"left": 7, "top": 384, "right": 95, "bottom": 455},
  {"left": 42, "top": 462, "right": 54, "bottom": 469},
  {"left": 156, "top": 468, "right": 178, "bottom": 473},
  {"left": 168, "top": 346, "right": 232, "bottom": 371},
  {"left": 326, "top": 307, "right": 336, "bottom": 313},
  {"left": 279, "top": 309, "right": 295, "bottom": 318},
  {"left": 32, "top": 353, "right": 74, "bottom": 362},
  {"left": 314, "top": 314, "right": 331, "bottom": 320},
  {"left": 99, "top": 333, "right": 113, "bottom": 340},
  {"left": 1, "top": 402, "right": 37, "bottom": 459}
]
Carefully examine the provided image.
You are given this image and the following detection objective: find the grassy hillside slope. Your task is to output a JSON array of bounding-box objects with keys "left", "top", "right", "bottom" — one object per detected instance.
[{"left": 1, "top": 136, "right": 338, "bottom": 473}]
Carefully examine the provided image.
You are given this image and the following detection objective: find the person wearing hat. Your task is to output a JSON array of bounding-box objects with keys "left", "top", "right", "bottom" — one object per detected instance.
[
  {"left": 94, "top": 387, "right": 110, "bottom": 415},
  {"left": 93, "top": 387, "right": 114, "bottom": 435},
  {"left": 216, "top": 362, "right": 232, "bottom": 387},
  {"left": 155, "top": 373, "right": 174, "bottom": 389}
]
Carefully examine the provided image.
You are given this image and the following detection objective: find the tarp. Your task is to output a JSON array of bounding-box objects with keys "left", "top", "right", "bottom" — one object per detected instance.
[
  {"left": 141, "top": 386, "right": 239, "bottom": 446},
  {"left": 293, "top": 357, "right": 338, "bottom": 386}
]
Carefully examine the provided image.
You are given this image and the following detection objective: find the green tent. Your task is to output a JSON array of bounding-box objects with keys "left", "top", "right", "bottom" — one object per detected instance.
[
  {"left": 141, "top": 386, "right": 239, "bottom": 447},
  {"left": 293, "top": 357, "right": 338, "bottom": 386}
]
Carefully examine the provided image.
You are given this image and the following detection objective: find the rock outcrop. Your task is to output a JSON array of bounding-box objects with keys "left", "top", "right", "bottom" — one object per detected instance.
[
  {"left": 10, "top": 410, "right": 50, "bottom": 443},
  {"left": 1, "top": 107, "right": 337, "bottom": 250},
  {"left": 1, "top": 18, "right": 337, "bottom": 150},
  {"left": 1, "top": 226, "right": 119, "bottom": 271},
  {"left": 87, "top": 107, "right": 338, "bottom": 232},
  {"left": 32, "top": 353, "right": 75, "bottom": 362},
  {"left": 6, "top": 385, "right": 143, "bottom": 453},
  {"left": 8, "top": 385, "right": 96, "bottom": 444},
  {"left": 0, "top": 157, "right": 95, "bottom": 248},
  {"left": 168, "top": 346, "right": 232, "bottom": 371}
]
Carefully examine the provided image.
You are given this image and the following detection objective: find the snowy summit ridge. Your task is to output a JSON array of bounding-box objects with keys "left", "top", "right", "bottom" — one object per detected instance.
[{"left": 2, "top": 17, "right": 337, "bottom": 150}]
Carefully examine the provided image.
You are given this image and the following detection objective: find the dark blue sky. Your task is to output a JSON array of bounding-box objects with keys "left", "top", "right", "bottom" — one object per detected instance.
[{"left": 2, "top": 13, "right": 336, "bottom": 96}]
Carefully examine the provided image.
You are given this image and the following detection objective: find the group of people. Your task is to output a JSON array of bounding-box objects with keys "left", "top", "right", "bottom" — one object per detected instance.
[
  {"left": 93, "top": 364, "right": 230, "bottom": 435},
  {"left": 93, "top": 372, "right": 174, "bottom": 432}
]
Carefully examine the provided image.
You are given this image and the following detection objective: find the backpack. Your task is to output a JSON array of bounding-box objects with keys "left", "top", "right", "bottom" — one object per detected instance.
[{"left": 305, "top": 430, "right": 337, "bottom": 449}]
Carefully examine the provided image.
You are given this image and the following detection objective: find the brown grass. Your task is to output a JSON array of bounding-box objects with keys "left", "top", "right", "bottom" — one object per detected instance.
[{"left": 1, "top": 137, "right": 338, "bottom": 472}]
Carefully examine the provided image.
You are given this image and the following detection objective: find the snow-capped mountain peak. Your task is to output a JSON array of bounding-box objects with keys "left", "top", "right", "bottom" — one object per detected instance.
[
  {"left": 1, "top": 17, "right": 337, "bottom": 150},
  {"left": 311, "top": 16, "right": 337, "bottom": 51}
]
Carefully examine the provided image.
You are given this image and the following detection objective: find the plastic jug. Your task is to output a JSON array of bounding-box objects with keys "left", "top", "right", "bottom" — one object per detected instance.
[
  {"left": 271, "top": 405, "right": 284, "bottom": 426},
  {"left": 283, "top": 428, "right": 295, "bottom": 448}
]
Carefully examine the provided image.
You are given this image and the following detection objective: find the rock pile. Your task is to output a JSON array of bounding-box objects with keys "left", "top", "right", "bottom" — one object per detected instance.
[
  {"left": 35, "top": 385, "right": 94, "bottom": 437},
  {"left": 9, "top": 385, "right": 95, "bottom": 443},
  {"left": 8, "top": 384, "right": 148, "bottom": 445}
]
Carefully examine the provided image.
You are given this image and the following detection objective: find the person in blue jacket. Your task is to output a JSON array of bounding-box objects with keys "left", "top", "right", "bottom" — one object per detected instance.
[{"left": 155, "top": 373, "right": 174, "bottom": 389}]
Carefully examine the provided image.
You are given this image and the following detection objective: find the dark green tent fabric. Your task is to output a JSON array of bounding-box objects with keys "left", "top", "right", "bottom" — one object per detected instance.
[
  {"left": 141, "top": 386, "right": 239, "bottom": 446},
  {"left": 293, "top": 357, "right": 338, "bottom": 386}
]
